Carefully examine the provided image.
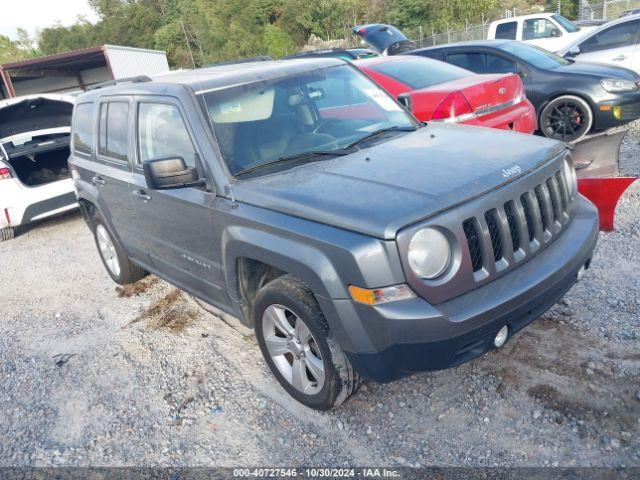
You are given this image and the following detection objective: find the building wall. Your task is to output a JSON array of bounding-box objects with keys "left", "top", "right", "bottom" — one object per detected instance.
[{"left": 105, "top": 46, "right": 170, "bottom": 78}]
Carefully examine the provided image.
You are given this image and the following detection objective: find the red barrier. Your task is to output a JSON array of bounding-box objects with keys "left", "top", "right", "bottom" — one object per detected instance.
[{"left": 578, "top": 177, "right": 637, "bottom": 231}]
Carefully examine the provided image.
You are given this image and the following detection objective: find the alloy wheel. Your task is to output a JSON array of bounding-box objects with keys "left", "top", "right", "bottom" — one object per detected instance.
[
  {"left": 541, "top": 98, "right": 590, "bottom": 142},
  {"left": 96, "top": 224, "right": 121, "bottom": 277},
  {"left": 261, "top": 304, "right": 325, "bottom": 395}
]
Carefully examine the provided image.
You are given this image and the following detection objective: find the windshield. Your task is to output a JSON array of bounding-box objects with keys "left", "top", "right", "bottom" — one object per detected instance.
[
  {"left": 499, "top": 42, "right": 571, "bottom": 69},
  {"left": 552, "top": 14, "right": 580, "bottom": 33},
  {"left": 200, "top": 64, "right": 415, "bottom": 176},
  {"left": 367, "top": 56, "right": 471, "bottom": 90}
]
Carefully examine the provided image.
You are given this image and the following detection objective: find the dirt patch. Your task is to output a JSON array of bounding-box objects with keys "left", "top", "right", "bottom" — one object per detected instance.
[
  {"left": 484, "top": 316, "right": 640, "bottom": 430},
  {"left": 115, "top": 276, "right": 159, "bottom": 297},
  {"left": 131, "top": 288, "right": 200, "bottom": 331}
]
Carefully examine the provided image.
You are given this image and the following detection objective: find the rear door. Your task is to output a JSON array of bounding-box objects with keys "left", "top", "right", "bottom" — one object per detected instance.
[
  {"left": 576, "top": 19, "right": 640, "bottom": 71},
  {"left": 92, "top": 97, "right": 140, "bottom": 254},
  {"left": 129, "top": 97, "right": 227, "bottom": 305}
]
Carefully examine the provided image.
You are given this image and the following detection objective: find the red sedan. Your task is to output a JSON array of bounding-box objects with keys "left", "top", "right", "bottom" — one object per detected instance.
[{"left": 355, "top": 55, "right": 537, "bottom": 134}]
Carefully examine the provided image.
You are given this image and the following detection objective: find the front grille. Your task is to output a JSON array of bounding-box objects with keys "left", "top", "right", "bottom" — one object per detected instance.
[
  {"left": 503, "top": 201, "right": 520, "bottom": 252},
  {"left": 484, "top": 209, "right": 503, "bottom": 262},
  {"left": 461, "top": 164, "right": 574, "bottom": 281},
  {"left": 463, "top": 218, "right": 483, "bottom": 272}
]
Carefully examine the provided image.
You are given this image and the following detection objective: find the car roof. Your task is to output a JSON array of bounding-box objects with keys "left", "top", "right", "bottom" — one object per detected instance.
[
  {"left": 492, "top": 13, "right": 558, "bottom": 23},
  {"left": 413, "top": 39, "right": 512, "bottom": 53},
  {"left": 76, "top": 58, "right": 345, "bottom": 100}
]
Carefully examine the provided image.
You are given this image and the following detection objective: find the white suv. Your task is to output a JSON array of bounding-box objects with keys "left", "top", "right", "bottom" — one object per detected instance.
[{"left": 0, "top": 94, "right": 77, "bottom": 241}]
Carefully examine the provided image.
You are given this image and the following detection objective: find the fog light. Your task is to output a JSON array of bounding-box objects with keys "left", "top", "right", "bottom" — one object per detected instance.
[
  {"left": 494, "top": 326, "right": 509, "bottom": 348},
  {"left": 613, "top": 106, "right": 622, "bottom": 120}
]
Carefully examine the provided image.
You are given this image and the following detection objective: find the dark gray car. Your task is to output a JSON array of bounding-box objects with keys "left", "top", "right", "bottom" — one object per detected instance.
[{"left": 69, "top": 59, "right": 598, "bottom": 410}]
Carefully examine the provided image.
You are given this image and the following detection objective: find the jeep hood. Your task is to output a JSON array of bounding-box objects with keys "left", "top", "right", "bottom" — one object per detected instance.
[
  {"left": 0, "top": 94, "right": 74, "bottom": 141},
  {"left": 232, "top": 124, "right": 566, "bottom": 240}
]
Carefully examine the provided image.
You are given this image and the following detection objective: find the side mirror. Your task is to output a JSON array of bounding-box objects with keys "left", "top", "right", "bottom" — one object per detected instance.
[
  {"left": 143, "top": 157, "right": 205, "bottom": 190},
  {"left": 568, "top": 46, "right": 581, "bottom": 56},
  {"left": 551, "top": 28, "right": 562, "bottom": 37}
]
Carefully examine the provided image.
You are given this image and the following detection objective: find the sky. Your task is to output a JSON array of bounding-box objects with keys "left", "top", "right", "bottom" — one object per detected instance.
[{"left": 0, "top": 0, "right": 98, "bottom": 41}]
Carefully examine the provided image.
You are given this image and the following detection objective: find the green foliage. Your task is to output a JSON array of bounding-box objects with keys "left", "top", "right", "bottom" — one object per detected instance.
[
  {"left": 0, "top": 31, "right": 38, "bottom": 64},
  {"left": 23, "top": 0, "right": 566, "bottom": 68},
  {"left": 263, "top": 24, "right": 296, "bottom": 58}
]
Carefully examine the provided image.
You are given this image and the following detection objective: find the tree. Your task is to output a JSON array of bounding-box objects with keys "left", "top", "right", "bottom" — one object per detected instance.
[{"left": 263, "top": 24, "right": 296, "bottom": 58}]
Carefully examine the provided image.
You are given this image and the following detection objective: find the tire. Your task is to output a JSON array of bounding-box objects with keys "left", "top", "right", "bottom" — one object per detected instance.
[
  {"left": 91, "top": 213, "right": 147, "bottom": 285},
  {"left": 253, "top": 275, "right": 361, "bottom": 410},
  {"left": 539, "top": 95, "right": 593, "bottom": 142},
  {"left": 0, "top": 227, "right": 15, "bottom": 242}
]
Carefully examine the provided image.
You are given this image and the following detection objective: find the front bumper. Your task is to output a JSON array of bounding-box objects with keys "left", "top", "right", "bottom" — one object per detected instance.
[
  {"left": 319, "top": 197, "right": 598, "bottom": 382},
  {"left": 595, "top": 92, "right": 640, "bottom": 130}
]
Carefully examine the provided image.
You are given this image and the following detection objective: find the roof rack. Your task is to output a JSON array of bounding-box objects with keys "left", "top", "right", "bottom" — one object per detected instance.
[
  {"left": 205, "top": 56, "right": 273, "bottom": 68},
  {"left": 87, "top": 75, "right": 152, "bottom": 91}
]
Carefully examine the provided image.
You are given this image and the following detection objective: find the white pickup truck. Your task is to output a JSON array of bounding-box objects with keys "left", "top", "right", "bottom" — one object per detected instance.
[{"left": 488, "top": 13, "right": 597, "bottom": 52}]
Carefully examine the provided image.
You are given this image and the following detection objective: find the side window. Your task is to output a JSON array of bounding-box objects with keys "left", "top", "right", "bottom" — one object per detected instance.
[
  {"left": 98, "top": 101, "right": 129, "bottom": 162},
  {"left": 72, "top": 103, "right": 94, "bottom": 155},
  {"left": 580, "top": 20, "right": 639, "bottom": 53},
  {"left": 495, "top": 22, "right": 517, "bottom": 40},
  {"left": 523, "top": 18, "right": 560, "bottom": 40},
  {"left": 137, "top": 103, "right": 197, "bottom": 167},
  {"left": 447, "top": 52, "right": 486, "bottom": 73},
  {"left": 483, "top": 53, "right": 517, "bottom": 73}
]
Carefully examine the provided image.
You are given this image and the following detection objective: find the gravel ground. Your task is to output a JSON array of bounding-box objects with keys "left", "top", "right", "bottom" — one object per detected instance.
[{"left": 0, "top": 125, "right": 638, "bottom": 467}]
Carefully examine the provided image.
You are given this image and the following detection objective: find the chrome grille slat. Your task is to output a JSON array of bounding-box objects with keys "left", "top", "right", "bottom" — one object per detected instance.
[{"left": 460, "top": 165, "right": 576, "bottom": 285}]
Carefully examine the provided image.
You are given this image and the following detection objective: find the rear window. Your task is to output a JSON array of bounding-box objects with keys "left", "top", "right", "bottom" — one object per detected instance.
[
  {"left": 367, "top": 56, "right": 471, "bottom": 90},
  {"left": 447, "top": 52, "right": 517, "bottom": 74},
  {"left": 98, "top": 101, "right": 129, "bottom": 162},
  {"left": 495, "top": 21, "right": 517, "bottom": 39},
  {"left": 72, "top": 103, "right": 94, "bottom": 155}
]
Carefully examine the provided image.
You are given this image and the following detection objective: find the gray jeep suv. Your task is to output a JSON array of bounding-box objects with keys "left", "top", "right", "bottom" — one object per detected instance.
[{"left": 69, "top": 59, "right": 598, "bottom": 410}]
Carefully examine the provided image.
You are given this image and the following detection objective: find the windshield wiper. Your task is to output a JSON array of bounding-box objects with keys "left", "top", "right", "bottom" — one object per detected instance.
[
  {"left": 235, "top": 150, "right": 351, "bottom": 177},
  {"left": 344, "top": 125, "right": 416, "bottom": 150}
]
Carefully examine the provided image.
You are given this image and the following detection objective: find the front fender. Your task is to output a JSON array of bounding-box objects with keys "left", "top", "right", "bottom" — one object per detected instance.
[{"left": 222, "top": 225, "right": 344, "bottom": 301}]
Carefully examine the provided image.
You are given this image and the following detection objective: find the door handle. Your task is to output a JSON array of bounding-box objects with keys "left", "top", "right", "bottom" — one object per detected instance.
[
  {"left": 91, "top": 176, "right": 106, "bottom": 186},
  {"left": 612, "top": 55, "right": 627, "bottom": 61},
  {"left": 132, "top": 190, "right": 152, "bottom": 202}
]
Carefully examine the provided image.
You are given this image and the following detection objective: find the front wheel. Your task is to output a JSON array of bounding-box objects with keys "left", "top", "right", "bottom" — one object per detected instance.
[
  {"left": 254, "top": 276, "right": 361, "bottom": 410},
  {"left": 539, "top": 95, "right": 593, "bottom": 142}
]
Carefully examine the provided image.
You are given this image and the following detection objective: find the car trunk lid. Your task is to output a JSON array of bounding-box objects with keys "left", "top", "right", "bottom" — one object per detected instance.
[
  {"left": 0, "top": 95, "right": 74, "bottom": 141},
  {"left": 352, "top": 24, "right": 415, "bottom": 55}
]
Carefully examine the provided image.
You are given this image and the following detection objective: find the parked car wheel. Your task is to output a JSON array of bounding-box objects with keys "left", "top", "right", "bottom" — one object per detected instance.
[
  {"left": 91, "top": 214, "right": 147, "bottom": 285},
  {"left": 254, "top": 275, "right": 361, "bottom": 410},
  {"left": 0, "top": 226, "right": 15, "bottom": 242},
  {"left": 540, "top": 95, "right": 593, "bottom": 142}
]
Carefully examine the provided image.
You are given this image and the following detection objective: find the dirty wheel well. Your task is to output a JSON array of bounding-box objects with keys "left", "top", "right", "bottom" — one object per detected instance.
[
  {"left": 237, "top": 257, "right": 287, "bottom": 327},
  {"left": 78, "top": 199, "right": 96, "bottom": 225}
]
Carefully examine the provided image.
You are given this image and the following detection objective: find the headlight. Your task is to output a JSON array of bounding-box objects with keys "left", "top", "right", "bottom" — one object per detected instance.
[
  {"left": 600, "top": 78, "right": 637, "bottom": 93},
  {"left": 407, "top": 228, "right": 451, "bottom": 279},
  {"left": 563, "top": 156, "right": 578, "bottom": 199}
]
